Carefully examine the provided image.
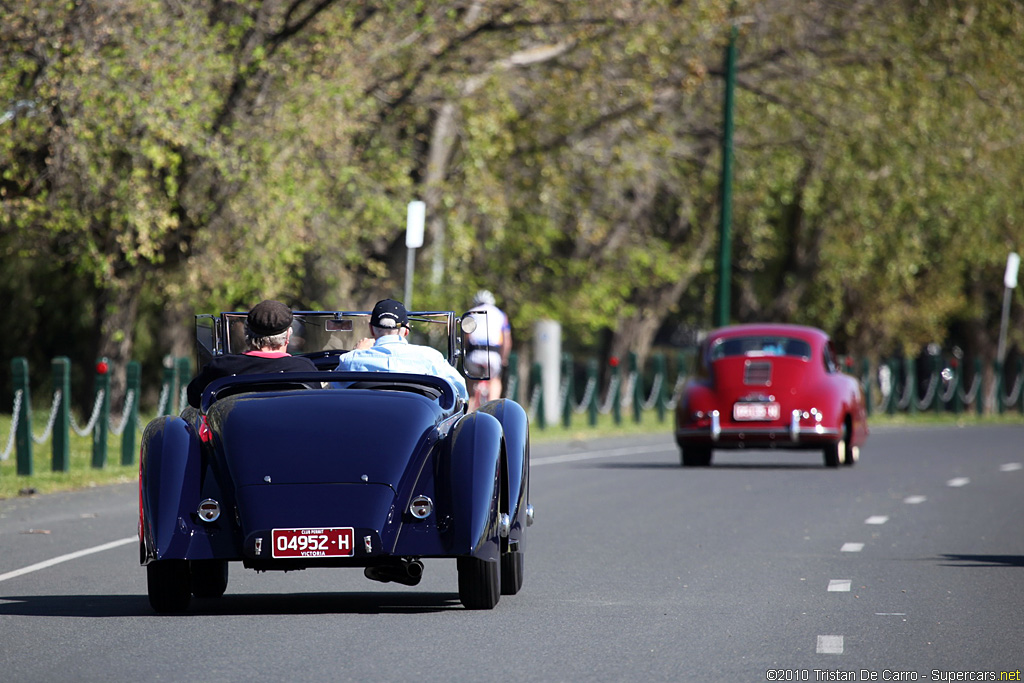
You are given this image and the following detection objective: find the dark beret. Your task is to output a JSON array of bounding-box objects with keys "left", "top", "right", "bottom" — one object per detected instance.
[{"left": 247, "top": 300, "right": 293, "bottom": 337}]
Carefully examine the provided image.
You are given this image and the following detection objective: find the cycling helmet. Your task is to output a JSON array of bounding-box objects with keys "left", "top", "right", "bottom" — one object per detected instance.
[{"left": 473, "top": 289, "right": 496, "bottom": 306}]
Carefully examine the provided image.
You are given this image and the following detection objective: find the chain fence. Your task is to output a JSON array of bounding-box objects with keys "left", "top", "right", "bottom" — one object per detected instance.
[
  {"left": 509, "top": 350, "right": 1024, "bottom": 430},
  {"left": 2, "top": 355, "right": 192, "bottom": 476},
  {"left": 4, "top": 349, "right": 1024, "bottom": 476}
]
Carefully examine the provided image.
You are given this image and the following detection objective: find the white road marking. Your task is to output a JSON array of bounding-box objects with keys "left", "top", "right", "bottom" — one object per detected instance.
[
  {"left": 532, "top": 443, "right": 667, "bottom": 467},
  {"left": 0, "top": 536, "right": 135, "bottom": 583},
  {"left": 904, "top": 495, "right": 927, "bottom": 504},
  {"left": 828, "top": 579, "right": 852, "bottom": 592},
  {"left": 1000, "top": 463, "right": 1022, "bottom": 472},
  {"left": 817, "top": 635, "right": 844, "bottom": 654},
  {"left": 947, "top": 477, "right": 970, "bottom": 487},
  {"left": 875, "top": 613, "right": 906, "bottom": 616},
  {"left": 841, "top": 542, "right": 864, "bottom": 552},
  {"left": 865, "top": 515, "right": 889, "bottom": 525}
]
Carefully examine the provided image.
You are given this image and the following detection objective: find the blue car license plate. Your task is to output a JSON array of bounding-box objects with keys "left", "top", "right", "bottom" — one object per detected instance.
[{"left": 272, "top": 527, "right": 355, "bottom": 558}]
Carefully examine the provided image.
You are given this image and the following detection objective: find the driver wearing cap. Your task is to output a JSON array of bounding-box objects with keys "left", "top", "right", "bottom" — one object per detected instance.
[{"left": 336, "top": 298, "right": 468, "bottom": 401}]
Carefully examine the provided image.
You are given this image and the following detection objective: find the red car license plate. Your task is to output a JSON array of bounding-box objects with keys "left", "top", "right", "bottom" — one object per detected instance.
[
  {"left": 271, "top": 527, "right": 355, "bottom": 558},
  {"left": 733, "top": 402, "right": 780, "bottom": 421}
]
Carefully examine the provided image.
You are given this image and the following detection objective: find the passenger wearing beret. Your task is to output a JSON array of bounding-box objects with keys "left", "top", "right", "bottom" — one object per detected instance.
[
  {"left": 336, "top": 298, "right": 468, "bottom": 401},
  {"left": 186, "top": 300, "right": 317, "bottom": 408}
]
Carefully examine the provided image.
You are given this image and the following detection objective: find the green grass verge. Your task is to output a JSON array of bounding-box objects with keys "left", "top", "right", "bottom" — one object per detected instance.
[{"left": 2, "top": 409, "right": 1022, "bottom": 500}]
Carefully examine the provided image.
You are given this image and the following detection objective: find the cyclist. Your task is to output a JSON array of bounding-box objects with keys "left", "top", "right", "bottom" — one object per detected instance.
[{"left": 463, "top": 290, "right": 512, "bottom": 410}]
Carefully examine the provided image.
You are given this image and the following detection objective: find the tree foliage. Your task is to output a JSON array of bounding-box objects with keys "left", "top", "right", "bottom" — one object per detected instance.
[{"left": 1, "top": 0, "right": 1022, "bottom": 404}]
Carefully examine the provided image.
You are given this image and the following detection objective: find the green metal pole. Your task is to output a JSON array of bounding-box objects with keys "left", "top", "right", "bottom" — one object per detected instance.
[
  {"left": 12, "top": 357, "right": 32, "bottom": 476},
  {"left": 713, "top": 7, "right": 738, "bottom": 328},
  {"left": 121, "top": 361, "right": 140, "bottom": 465},
  {"left": 52, "top": 357, "right": 71, "bottom": 472},
  {"left": 91, "top": 359, "right": 110, "bottom": 469}
]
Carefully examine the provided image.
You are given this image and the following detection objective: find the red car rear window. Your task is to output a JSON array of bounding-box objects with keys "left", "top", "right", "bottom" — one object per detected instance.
[{"left": 710, "top": 336, "right": 811, "bottom": 361}]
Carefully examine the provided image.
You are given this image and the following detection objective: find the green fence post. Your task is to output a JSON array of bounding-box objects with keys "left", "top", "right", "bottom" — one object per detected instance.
[
  {"left": 995, "top": 359, "right": 1005, "bottom": 415},
  {"left": 975, "top": 358, "right": 984, "bottom": 416},
  {"left": 12, "top": 357, "right": 32, "bottom": 476},
  {"left": 561, "top": 353, "right": 573, "bottom": 428},
  {"left": 530, "top": 362, "right": 545, "bottom": 430},
  {"left": 629, "top": 352, "right": 642, "bottom": 424},
  {"left": 610, "top": 358, "right": 622, "bottom": 425},
  {"left": 121, "top": 361, "right": 141, "bottom": 465},
  {"left": 506, "top": 352, "right": 519, "bottom": 404},
  {"left": 1017, "top": 358, "right": 1024, "bottom": 415},
  {"left": 51, "top": 357, "right": 71, "bottom": 472},
  {"left": 91, "top": 359, "right": 111, "bottom": 469},
  {"left": 885, "top": 360, "right": 896, "bottom": 416},
  {"left": 951, "top": 358, "right": 962, "bottom": 415},
  {"left": 160, "top": 356, "right": 176, "bottom": 416},
  {"left": 587, "top": 359, "right": 598, "bottom": 427},
  {"left": 175, "top": 357, "right": 192, "bottom": 415},
  {"left": 654, "top": 353, "right": 667, "bottom": 423},
  {"left": 906, "top": 358, "right": 917, "bottom": 415}
]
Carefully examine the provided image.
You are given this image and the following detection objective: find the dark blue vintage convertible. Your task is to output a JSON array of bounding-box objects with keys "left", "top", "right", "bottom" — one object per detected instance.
[{"left": 139, "top": 308, "right": 531, "bottom": 612}]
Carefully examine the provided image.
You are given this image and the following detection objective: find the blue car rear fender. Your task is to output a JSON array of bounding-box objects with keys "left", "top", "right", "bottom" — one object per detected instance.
[
  {"left": 139, "top": 416, "right": 203, "bottom": 563},
  {"left": 476, "top": 399, "right": 529, "bottom": 548},
  {"left": 445, "top": 411, "right": 503, "bottom": 560}
]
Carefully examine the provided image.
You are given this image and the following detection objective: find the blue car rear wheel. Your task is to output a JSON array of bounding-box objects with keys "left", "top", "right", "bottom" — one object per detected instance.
[
  {"left": 457, "top": 557, "right": 500, "bottom": 609},
  {"left": 147, "top": 560, "right": 191, "bottom": 613}
]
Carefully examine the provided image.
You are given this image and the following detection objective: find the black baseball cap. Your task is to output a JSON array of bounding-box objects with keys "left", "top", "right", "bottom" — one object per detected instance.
[{"left": 370, "top": 299, "right": 408, "bottom": 329}]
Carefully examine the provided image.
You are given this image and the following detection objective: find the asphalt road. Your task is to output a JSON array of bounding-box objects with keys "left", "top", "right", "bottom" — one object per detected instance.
[{"left": 1, "top": 424, "right": 1022, "bottom": 682}]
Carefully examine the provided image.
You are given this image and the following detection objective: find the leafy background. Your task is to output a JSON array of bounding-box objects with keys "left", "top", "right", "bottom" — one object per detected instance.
[{"left": 2, "top": 0, "right": 1022, "bottom": 408}]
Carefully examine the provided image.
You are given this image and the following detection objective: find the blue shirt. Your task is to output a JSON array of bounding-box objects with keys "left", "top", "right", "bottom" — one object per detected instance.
[{"left": 336, "top": 334, "right": 468, "bottom": 400}]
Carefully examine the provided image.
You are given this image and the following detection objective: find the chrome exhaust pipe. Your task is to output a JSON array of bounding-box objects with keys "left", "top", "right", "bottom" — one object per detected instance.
[{"left": 363, "top": 559, "right": 424, "bottom": 587}]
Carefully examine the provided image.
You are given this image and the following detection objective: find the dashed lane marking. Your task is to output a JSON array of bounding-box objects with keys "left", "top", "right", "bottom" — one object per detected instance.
[
  {"left": 840, "top": 542, "right": 864, "bottom": 552},
  {"left": 947, "top": 477, "right": 970, "bottom": 487},
  {"left": 865, "top": 515, "right": 889, "bottom": 525},
  {"left": 828, "top": 579, "right": 852, "bottom": 592},
  {"left": 817, "top": 635, "right": 844, "bottom": 654},
  {"left": 904, "top": 495, "right": 927, "bottom": 504},
  {"left": 1000, "top": 463, "right": 1022, "bottom": 472}
]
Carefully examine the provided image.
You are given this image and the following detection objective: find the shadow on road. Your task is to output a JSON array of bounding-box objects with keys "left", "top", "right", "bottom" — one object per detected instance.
[
  {"left": 592, "top": 461, "right": 826, "bottom": 471},
  {"left": 0, "top": 591, "right": 463, "bottom": 617},
  {"left": 938, "top": 554, "right": 1024, "bottom": 568}
]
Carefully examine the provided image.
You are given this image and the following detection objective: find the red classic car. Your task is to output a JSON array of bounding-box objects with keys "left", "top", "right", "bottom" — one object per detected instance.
[{"left": 674, "top": 324, "right": 868, "bottom": 467}]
